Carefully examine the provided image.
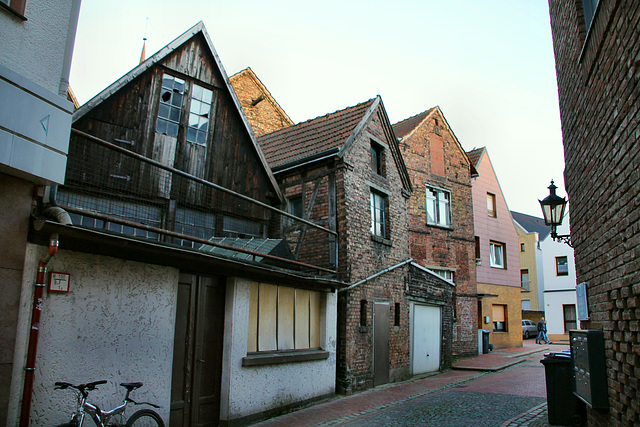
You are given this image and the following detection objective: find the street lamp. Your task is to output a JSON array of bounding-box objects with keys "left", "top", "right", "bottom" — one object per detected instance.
[{"left": 539, "top": 180, "right": 572, "bottom": 246}]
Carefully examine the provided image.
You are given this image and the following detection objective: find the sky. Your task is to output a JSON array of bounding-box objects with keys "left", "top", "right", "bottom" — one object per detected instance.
[{"left": 69, "top": 0, "right": 567, "bottom": 217}]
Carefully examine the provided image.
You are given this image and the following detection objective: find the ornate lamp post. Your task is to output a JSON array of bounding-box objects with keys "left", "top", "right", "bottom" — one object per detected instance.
[{"left": 539, "top": 180, "right": 572, "bottom": 246}]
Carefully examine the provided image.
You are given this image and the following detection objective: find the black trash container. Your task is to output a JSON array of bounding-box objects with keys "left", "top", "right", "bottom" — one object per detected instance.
[
  {"left": 540, "top": 352, "right": 586, "bottom": 426},
  {"left": 481, "top": 330, "right": 490, "bottom": 354}
]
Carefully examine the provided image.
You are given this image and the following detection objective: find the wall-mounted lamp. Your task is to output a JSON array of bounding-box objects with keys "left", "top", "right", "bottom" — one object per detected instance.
[{"left": 539, "top": 180, "right": 572, "bottom": 247}]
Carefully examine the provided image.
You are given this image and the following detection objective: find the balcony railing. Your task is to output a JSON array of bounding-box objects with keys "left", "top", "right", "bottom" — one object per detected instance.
[{"left": 57, "top": 129, "right": 337, "bottom": 275}]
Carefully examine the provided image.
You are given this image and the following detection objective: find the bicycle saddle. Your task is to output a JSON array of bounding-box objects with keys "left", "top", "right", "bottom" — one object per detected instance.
[{"left": 120, "top": 382, "right": 143, "bottom": 391}]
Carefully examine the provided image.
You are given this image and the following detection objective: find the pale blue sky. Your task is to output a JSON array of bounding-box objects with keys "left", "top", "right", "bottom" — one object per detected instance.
[{"left": 69, "top": 0, "right": 566, "bottom": 217}]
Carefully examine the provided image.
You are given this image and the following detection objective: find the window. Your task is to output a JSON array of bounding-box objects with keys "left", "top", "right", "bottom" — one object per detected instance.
[
  {"left": 521, "top": 269, "right": 530, "bottom": 291},
  {"left": 289, "top": 196, "right": 303, "bottom": 218},
  {"left": 156, "top": 74, "right": 185, "bottom": 137},
  {"left": 174, "top": 207, "right": 216, "bottom": 248},
  {"left": 426, "top": 187, "right": 451, "bottom": 227},
  {"left": 394, "top": 303, "right": 401, "bottom": 327},
  {"left": 360, "top": 300, "right": 368, "bottom": 327},
  {"left": 556, "top": 256, "right": 569, "bottom": 276},
  {"left": 370, "top": 190, "right": 387, "bottom": 239},
  {"left": 489, "top": 241, "right": 505, "bottom": 269},
  {"left": 371, "top": 142, "right": 383, "bottom": 176},
  {"left": 475, "top": 236, "right": 481, "bottom": 264},
  {"left": 492, "top": 305, "right": 507, "bottom": 332},
  {"left": 563, "top": 304, "right": 577, "bottom": 333},
  {"left": 247, "top": 282, "right": 322, "bottom": 352},
  {"left": 1, "top": 0, "right": 26, "bottom": 16},
  {"left": 187, "top": 84, "right": 213, "bottom": 145},
  {"left": 223, "top": 216, "right": 262, "bottom": 238},
  {"left": 487, "top": 193, "right": 497, "bottom": 217},
  {"left": 520, "top": 243, "right": 525, "bottom": 252},
  {"left": 582, "top": 0, "right": 599, "bottom": 34},
  {"left": 432, "top": 269, "right": 454, "bottom": 283}
]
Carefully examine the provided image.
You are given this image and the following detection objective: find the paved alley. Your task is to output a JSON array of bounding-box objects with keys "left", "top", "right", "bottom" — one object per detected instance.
[{"left": 253, "top": 341, "right": 570, "bottom": 427}]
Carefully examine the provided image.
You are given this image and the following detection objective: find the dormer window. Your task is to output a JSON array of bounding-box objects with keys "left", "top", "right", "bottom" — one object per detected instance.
[{"left": 156, "top": 74, "right": 185, "bottom": 137}]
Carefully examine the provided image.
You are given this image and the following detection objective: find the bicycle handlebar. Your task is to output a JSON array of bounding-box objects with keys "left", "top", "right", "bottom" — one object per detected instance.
[{"left": 54, "top": 380, "right": 108, "bottom": 396}]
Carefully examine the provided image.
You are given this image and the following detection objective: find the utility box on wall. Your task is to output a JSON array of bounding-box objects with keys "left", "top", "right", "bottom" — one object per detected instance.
[{"left": 570, "top": 330, "right": 608, "bottom": 409}]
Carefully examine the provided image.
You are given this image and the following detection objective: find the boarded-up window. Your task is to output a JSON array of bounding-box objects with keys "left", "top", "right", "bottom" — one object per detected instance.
[{"left": 247, "top": 282, "right": 322, "bottom": 352}]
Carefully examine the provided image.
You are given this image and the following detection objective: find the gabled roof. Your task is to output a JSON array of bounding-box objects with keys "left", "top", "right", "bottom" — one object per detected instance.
[
  {"left": 258, "top": 96, "right": 412, "bottom": 191},
  {"left": 393, "top": 106, "right": 478, "bottom": 177},
  {"left": 466, "top": 147, "right": 485, "bottom": 168},
  {"left": 72, "top": 22, "right": 284, "bottom": 204},
  {"left": 392, "top": 107, "right": 436, "bottom": 139},
  {"left": 258, "top": 98, "right": 375, "bottom": 170},
  {"left": 229, "top": 67, "right": 293, "bottom": 134},
  {"left": 511, "top": 211, "right": 551, "bottom": 241}
]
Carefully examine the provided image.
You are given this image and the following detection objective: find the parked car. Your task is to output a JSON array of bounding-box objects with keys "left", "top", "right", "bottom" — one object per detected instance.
[{"left": 522, "top": 319, "right": 537, "bottom": 339}]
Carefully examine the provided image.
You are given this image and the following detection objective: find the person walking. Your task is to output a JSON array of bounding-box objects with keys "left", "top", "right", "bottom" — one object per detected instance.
[
  {"left": 536, "top": 317, "right": 544, "bottom": 344},
  {"left": 542, "top": 318, "right": 551, "bottom": 344}
]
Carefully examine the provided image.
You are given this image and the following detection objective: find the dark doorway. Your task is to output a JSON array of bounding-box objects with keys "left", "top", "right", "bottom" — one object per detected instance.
[{"left": 171, "top": 273, "right": 225, "bottom": 426}]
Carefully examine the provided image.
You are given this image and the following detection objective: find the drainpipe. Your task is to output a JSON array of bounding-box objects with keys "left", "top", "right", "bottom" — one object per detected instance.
[
  {"left": 339, "top": 258, "right": 413, "bottom": 293},
  {"left": 19, "top": 234, "right": 59, "bottom": 426}
]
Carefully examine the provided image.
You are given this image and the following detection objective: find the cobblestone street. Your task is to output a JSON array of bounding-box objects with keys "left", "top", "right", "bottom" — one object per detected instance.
[{"left": 254, "top": 341, "right": 570, "bottom": 427}]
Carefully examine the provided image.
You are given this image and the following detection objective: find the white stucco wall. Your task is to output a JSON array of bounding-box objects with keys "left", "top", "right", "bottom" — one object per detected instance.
[
  {"left": 544, "top": 290, "right": 579, "bottom": 335},
  {"left": 0, "top": 0, "right": 76, "bottom": 94},
  {"left": 9, "top": 244, "right": 178, "bottom": 425},
  {"left": 220, "top": 277, "right": 337, "bottom": 421}
]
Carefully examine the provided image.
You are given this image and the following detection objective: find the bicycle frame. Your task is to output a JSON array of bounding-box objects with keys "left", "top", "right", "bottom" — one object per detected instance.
[{"left": 74, "top": 393, "right": 128, "bottom": 426}]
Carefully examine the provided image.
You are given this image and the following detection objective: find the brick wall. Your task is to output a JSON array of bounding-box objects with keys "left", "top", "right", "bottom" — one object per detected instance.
[
  {"left": 548, "top": 1, "right": 640, "bottom": 425},
  {"left": 398, "top": 108, "right": 479, "bottom": 357}
]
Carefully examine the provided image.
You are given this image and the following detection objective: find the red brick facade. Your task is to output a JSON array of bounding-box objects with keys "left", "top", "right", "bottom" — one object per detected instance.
[
  {"left": 394, "top": 108, "right": 479, "bottom": 357},
  {"left": 548, "top": 1, "right": 640, "bottom": 425}
]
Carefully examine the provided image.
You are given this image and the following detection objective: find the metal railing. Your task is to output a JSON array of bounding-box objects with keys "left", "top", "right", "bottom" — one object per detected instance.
[{"left": 58, "top": 129, "right": 337, "bottom": 275}]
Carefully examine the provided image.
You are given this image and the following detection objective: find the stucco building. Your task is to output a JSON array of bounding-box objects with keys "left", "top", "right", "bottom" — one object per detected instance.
[{"left": 468, "top": 147, "right": 522, "bottom": 349}]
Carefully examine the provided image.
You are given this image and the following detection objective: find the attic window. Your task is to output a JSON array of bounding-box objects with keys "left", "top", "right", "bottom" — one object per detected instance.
[
  {"left": 187, "top": 84, "right": 213, "bottom": 145},
  {"left": 156, "top": 74, "right": 185, "bottom": 137}
]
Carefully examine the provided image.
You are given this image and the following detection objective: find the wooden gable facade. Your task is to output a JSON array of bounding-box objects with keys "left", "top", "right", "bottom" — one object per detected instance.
[{"left": 65, "top": 22, "right": 282, "bottom": 248}]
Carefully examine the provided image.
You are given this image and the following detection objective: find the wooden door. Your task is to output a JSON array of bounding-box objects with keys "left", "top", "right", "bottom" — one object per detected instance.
[
  {"left": 171, "top": 274, "right": 225, "bottom": 426},
  {"left": 373, "top": 302, "right": 390, "bottom": 386},
  {"left": 412, "top": 304, "right": 441, "bottom": 374}
]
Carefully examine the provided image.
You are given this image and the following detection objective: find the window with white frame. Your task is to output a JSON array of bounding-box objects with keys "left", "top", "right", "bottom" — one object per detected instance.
[
  {"left": 156, "top": 74, "right": 185, "bottom": 137},
  {"left": 490, "top": 241, "right": 505, "bottom": 268},
  {"left": 432, "top": 269, "right": 454, "bottom": 283},
  {"left": 426, "top": 186, "right": 451, "bottom": 227},
  {"left": 370, "top": 190, "right": 387, "bottom": 239},
  {"left": 247, "top": 282, "right": 322, "bottom": 352},
  {"left": 521, "top": 269, "right": 530, "bottom": 290}
]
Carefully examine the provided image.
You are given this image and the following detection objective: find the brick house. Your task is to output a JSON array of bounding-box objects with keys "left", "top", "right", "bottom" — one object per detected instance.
[
  {"left": 393, "top": 107, "right": 479, "bottom": 358},
  {"left": 468, "top": 147, "right": 522, "bottom": 349},
  {"left": 548, "top": 1, "right": 640, "bottom": 424},
  {"left": 229, "top": 67, "right": 293, "bottom": 135},
  {"left": 255, "top": 96, "right": 461, "bottom": 393}
]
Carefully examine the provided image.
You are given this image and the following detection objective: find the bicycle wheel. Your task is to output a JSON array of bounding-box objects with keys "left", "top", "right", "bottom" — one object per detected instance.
[{"left": 125, "top": 409, "right": 165, "bottom": 427}]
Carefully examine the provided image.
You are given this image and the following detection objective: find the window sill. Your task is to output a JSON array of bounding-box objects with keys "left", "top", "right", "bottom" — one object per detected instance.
[
  {"left": 242, "top": 349, "right": 329, "bottom": 367},
  {"left": 426, "top": 223, "right": 452, "bottom": 231},
  {"left": 371, "top": 235, "right": 392, "bottom": 246}
]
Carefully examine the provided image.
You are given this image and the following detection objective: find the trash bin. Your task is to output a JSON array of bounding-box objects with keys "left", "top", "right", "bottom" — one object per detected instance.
[
  {"left": 540, "top": 352, "right": 586, "bottom": 426},
  {"left": 481, "top": 330, "right": 490, "bottom": 354}
]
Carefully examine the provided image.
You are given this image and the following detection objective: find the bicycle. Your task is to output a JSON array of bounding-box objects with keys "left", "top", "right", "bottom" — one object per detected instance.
[{"left": 54, "top": 380, "right": 165, "bottom": 426}]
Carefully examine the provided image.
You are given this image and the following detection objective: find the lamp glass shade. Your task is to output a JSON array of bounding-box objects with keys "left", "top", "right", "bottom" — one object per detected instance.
[{"left": 539, "top": 181, "right": 567, "bottom": 227}]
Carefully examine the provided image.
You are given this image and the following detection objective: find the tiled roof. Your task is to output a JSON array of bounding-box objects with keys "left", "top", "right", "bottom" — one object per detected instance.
[
  {"left": 466, "top": 147, "right": 484, "bottom": 168},
  {"left": 258, "top": 99, "right": 376, "bottom": 169},
  {"left": 511, "top": 211, "right": 551, "bottom": 240},
  {"left": 392, "top": 107, "right": 436, "bottom": 138}
]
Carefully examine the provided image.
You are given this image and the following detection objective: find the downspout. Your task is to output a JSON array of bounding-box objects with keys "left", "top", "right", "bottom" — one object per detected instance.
[
  {"left": 58, "top": 0, "right": 81, "bottom": 97},
  {"left": 19, "top": 234, "right": 59, "bottom": 427},
  {"left": 339, "top": 258, "right": 413, "bottom": 293}
]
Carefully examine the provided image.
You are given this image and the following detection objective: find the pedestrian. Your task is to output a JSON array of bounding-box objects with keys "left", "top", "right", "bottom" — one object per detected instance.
[
  {"left": 536, "top": 317, "right": 545, "bottom": 344},
  {"left": 542, "top": 318, "right": 551, "bottom": 344}
]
